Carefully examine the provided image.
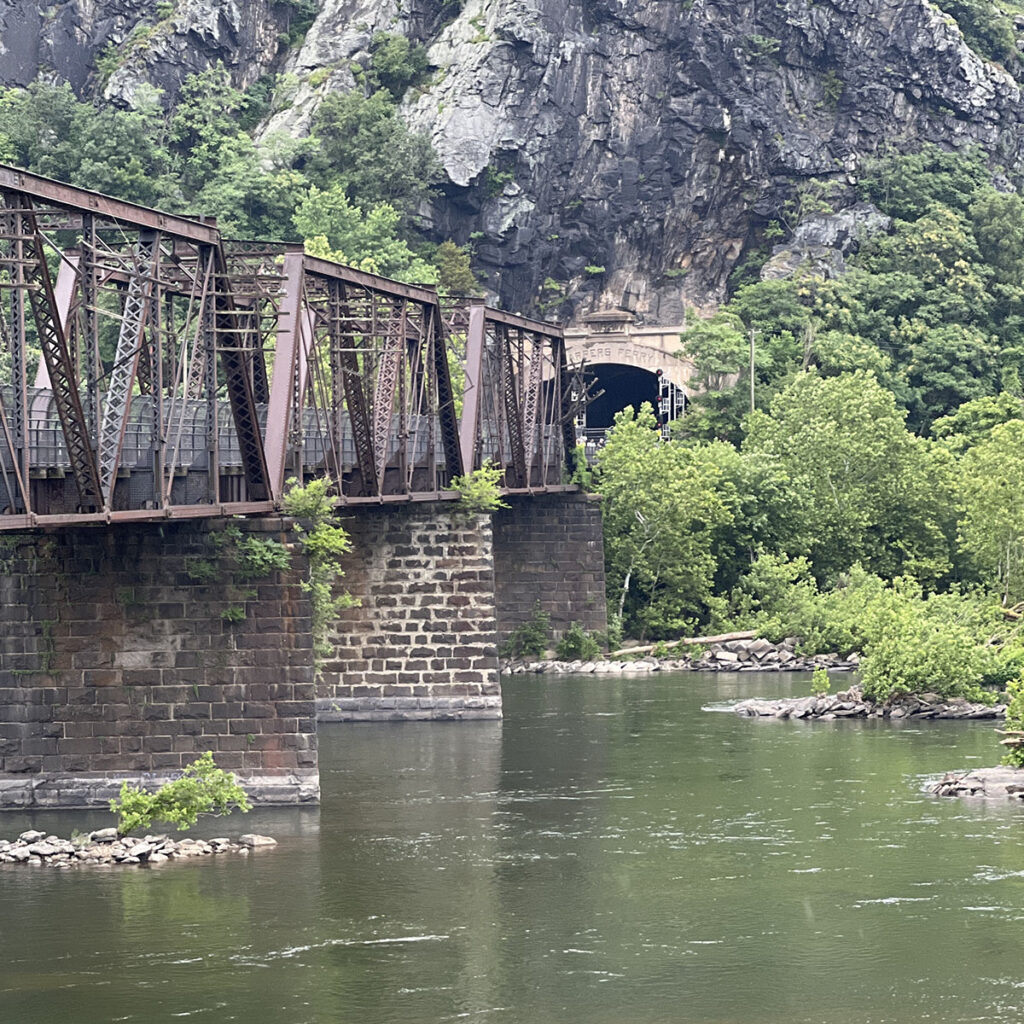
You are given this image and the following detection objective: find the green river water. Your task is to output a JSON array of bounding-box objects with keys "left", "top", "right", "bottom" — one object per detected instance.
[{"left": 2, "top": 670, "right": 1023, "bottom": 1024}]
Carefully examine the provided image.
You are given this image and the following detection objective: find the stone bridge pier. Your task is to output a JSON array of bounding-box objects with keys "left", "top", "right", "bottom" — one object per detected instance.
[
  {"left": 0, "top": 493, "right": 606, "bottom": 806},
  {"left": 0, "top": 518, "right": 318, "bottom": 809},
  {"left": 319, "top": 492, "right": 607, "bottom": 720}
]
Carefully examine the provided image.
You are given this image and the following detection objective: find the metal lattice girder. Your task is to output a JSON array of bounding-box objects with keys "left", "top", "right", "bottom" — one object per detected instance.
[
  {"left": 212, "top": 243, "right": 270, "bottom": 502},
  {"left": 430, "top": 301, "right": 464, "bottom": 483},
  {"left": 97, "top": 231, "right": 158, "bottom": 507},
  {"left": 337, "top": 301, "right": 379, "bottom": 496},
  {"left": 458, "top": 302, "right": 486, "bottom": 474},
  {"left": 8, "top": 194, "right": 103, "bottom": 510},
  {"left": 521, "top": 331, "right": 544, "bottom": 488},
  {"left": 557, "top": 335, "right": 578, "bottom": 479},
  {"left": 373, "top": 297, "right": 406, "bottom": 489},
  {"left": 501, "top": 326, "right": 528, "bottom": 488}
]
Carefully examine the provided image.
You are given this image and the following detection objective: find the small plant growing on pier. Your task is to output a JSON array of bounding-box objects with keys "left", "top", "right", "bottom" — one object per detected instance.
[
  {"left": 450, "top": 460, "right": 508, "bottom": 514},
  {"left": 110, "top": 752, "right": 251, "bottom": 836},
  {"left": 501, "top": 602, "right": 550, "bottom": 659},
  {"left": 235, "top": 535, "right": 291, "bottom": 581},
  {"left": 283, "top": 476, "right": 357, "bottom": 669},
  {"left": 556, "top": 623, "right": 602, "bottom": 660}
]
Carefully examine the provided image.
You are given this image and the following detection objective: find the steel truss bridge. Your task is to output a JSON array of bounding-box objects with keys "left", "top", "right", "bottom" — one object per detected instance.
[{"left": 0, "top": 165, "right": 579, "bottom": 531}]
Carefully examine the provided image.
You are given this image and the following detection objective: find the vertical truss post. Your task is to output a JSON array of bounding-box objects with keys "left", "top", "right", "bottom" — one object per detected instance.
[
  {"left": 266, "top": 251, "right": 304, "bottom": 499},
  {"left": 97, "top": 230, "right": 158, "bottom": 509},
  {"left": 431, "top": 302, "right": 464, "bottom": 484},
  {"left": 521, "top": 332, "right": 544, "bottom": 488},
  {"left": 337, "top": 287, "right": 379, "bottom": 497},
  {"left": 9, "top": 194, "right": 102, "bottom": 510},
  {"left": 80, "top": 217, "right": 100, "bottom": 446},
  {"left": 6, "top": 207, "right": 28, "bottom": 510},
  {"left": 557, "top": 335, "right": 577, "bottom": 480},
  {"left": 202, "top": 298, "right": 219, "bottom": 504},
  {"left": 501, "top": 325, "right": 528, "bottom": 488},
  {"left": 151, "top": 251, "right": 165, "bottom": 508},
  {"left": 458, "top": 302, "right": 486, "bottom": 474}
]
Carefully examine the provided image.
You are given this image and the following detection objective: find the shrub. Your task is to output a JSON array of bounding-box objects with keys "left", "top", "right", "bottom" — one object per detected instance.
[
  {"left": 450, "top": 460, "right": 508, "bottom": 514},
  {"left": 556, "top": 623, "right": 602, "bottom": 661},
  {"left": 110, "top": 752, "right": 250, "bottom": 836},
  {"left": 282, "top": 477, "right": 356, "bottom": 670},
  {"left": 501, "top": 602, "right": 550, "bottom": 659},
  {"left": 1001, "top": 676, "right": 1024, "bottom": 767},
  {"left": 858, "top": 597, "right": 990, "bottom": 703}
]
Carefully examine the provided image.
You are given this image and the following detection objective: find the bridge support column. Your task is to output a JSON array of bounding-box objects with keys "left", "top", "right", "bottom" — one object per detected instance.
[
  {"left": 492, "top": 493, "right": 607, "bottom": 647},
  {"left": 318, "top": 504, "right": 501, "bottom": 721},
  {"left": 0, "top": 520, "right": 318, "bottom": 809}
]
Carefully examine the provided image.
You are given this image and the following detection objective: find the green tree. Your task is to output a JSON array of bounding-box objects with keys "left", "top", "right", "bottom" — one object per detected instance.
[
  {"left": 958, "top": 420, "right": 1024, "bottom": 604},
  {"left": 743, "top": 371, "right": 957, "bottom": 584},
  {"left": 294, "top": 184, "right": 438, "bottom": 282},
  {"left": 309, "top": 89, "right": 440, "bottom": 213},
  {"left": 596, "top": 404, "right": 732, "bottom": 637},
  {"left": 433, "top": 239, "right": 480, "bottom": 294}
]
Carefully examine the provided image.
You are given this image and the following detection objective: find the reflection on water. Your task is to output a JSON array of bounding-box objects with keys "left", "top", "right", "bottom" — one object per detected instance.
[{"left": 2, "top": 672, "right": 1023, "bottom": 1023}]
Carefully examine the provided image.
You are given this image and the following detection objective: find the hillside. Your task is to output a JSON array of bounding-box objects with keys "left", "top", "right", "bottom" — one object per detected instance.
[{"left": 3, "top": 0, "right": 1024, "bottom": 322}]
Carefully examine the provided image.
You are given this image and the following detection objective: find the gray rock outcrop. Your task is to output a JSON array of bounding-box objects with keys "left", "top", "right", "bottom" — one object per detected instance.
[{"left": 3, "top": 0, "right": 1024, "bottom": 320}]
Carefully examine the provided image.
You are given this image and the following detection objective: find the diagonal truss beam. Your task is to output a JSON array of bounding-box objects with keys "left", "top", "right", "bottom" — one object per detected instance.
[
  {"left": 212, "top": 243, "right": 270, "bottom": 502},
  {"left": 9, "top": 194, "right": 102, "bottom": 510},
  {"left": 373, "top": 298, "right": 405, "bottom": 489},
  {"left": 97, "top": 231, "right": 158, "bottom": 507}
]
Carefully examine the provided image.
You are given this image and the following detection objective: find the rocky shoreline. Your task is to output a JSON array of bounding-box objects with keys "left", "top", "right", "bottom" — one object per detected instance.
[
  {"left": 502, "top": 637, "right": 859, "bottom": 676},
  {"left": 731, "top": 685, "right": 1005, "bottom": 721},
  {"left": 930, "top": 767, "right": 1024, "bottom": 799},
  {"left": 0, "top": 828, "right": 277, "bottom": 868}
]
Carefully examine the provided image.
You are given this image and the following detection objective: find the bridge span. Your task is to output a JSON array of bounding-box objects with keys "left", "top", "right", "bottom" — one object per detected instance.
[{"left": 0, "top": 167, "right": 606, "bottom": 809}]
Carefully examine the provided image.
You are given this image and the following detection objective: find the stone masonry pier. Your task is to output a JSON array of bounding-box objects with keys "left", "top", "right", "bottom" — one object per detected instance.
[
  {"left": 1, "top": 493, "right": 608, "bottom": 804},
  {"left": 0, "top": 518, "right": 318, "bottom": 809}
]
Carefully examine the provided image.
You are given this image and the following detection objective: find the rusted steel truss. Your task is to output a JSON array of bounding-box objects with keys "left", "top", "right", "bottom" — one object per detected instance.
[
  {"left": 0, "top": 164, "right": 573, "bottom": 530},
  {"left": 458, "top": 303, "right": 577, "bottom": 491}
]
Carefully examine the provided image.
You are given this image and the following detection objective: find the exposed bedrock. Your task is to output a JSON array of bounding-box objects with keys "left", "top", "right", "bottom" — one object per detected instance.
[{"left": 3, "top": 0, "right": 1024, "bottom": 320}]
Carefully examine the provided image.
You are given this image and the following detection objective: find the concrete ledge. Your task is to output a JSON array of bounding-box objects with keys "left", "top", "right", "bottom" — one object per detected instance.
[
  {"left": 0, "top": 771, "right": 320, "bottom": 810},
  {"left": 317, "top": 695, "right": 502, "bottom": 722}
]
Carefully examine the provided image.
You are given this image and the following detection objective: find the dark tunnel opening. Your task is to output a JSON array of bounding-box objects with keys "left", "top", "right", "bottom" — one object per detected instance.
[{"left": 584, "top": 364, "right": 660, "bottom": 429}]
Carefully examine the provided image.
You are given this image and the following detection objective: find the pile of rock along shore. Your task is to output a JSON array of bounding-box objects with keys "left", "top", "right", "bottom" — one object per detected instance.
[
  {"left": 930, "top": 767, "right": 1024, "bottom": 798},
  {"left": 503, "top": 637, "right": 860, "bottom": 676},
  {"left": 0, "top": 828, "right": 277, "bottom": 868},
  {"left": 732, "top": 684, "right": 1006, "bottom": 721}
]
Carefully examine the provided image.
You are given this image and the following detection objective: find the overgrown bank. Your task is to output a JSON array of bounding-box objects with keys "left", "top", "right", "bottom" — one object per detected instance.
[{"left": 581, "top": 148, "right": 1024, "bottom": 710}]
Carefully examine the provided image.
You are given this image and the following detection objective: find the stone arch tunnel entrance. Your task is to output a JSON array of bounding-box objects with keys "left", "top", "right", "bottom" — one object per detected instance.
[
  {"left": 564, "top": 311, "right": 694, "bottom": 440},
  {"left": 584, "top": 364, "right": 660, "bottom": 429}
]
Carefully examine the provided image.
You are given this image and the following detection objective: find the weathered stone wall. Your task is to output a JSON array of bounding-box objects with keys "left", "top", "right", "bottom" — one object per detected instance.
[
  {"left": 492, "top": 493, "right": 607, "bottom": 645},
  {"left": 0, "top": 519, "right": 318, "bottom": 809},
  {"left": 318, "top": 504, "right": 501, "bottom": 721}
]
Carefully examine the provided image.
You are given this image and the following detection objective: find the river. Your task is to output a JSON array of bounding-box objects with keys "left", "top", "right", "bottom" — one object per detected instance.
[{"left": 2, "top": 670, "right": 1022, "bottom": 1024}]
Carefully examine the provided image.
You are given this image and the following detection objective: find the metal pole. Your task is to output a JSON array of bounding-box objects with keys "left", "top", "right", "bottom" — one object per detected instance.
[{"left": 749, "top": 327, "right": 759, "bottom": 414}]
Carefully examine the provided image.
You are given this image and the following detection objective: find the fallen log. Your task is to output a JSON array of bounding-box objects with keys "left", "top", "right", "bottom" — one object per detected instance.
[{"left": 610, "top": 630, "right": 757, "bottom": 658}]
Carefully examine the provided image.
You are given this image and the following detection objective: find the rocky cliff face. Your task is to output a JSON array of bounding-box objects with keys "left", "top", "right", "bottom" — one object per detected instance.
[{"left": 3, "top": 0, "right": 1024, "bottom": 324}]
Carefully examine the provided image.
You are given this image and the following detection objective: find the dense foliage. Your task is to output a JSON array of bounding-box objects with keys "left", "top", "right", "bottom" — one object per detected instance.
[
  {"left": 592, "top": 147, "right": 1024, "bottom": 705},
  {"left": 0, "top": 63, "right": 475, "bottom": 291}
]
